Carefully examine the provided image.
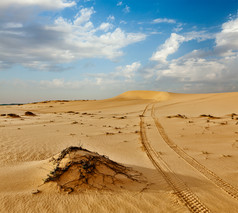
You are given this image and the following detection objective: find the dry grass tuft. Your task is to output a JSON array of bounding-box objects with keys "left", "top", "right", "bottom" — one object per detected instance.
[
  {"left": 200, "top": 114, "right": 220, "bottom": 119},
  {"left": 25, "top": 111, "right": 36, "bottom": 116},
  {"left": 7, "top": 113, "right": 21, "bottom": 118},
  {"left": 222, "top": 154, "right": 232, "bottom": 158},
  {"left": 167, "top": 114, "right": 187, "bottom": 119},
  {"left": 71, "top": 121, "right": 78, "bottom": 124},
  {"left": 202, "top": 151, "right": 210, "bottom": 155},
  {"left": 43, "top": 146, "right": 146, "bottom": 193},
  {"left": 106, "top": 132, "right": 115, "bottom": 135},
  {"left": 119, "top": 116, "right": 127, "bottom": 119},
  {"left": 67, "top": 111, "right": 75, "bottom": 114}
]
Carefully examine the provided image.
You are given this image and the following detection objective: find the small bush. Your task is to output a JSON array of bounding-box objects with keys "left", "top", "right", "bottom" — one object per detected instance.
[
  {"left": 67, "top": 111, "right": 75, "bottom": 113},
  {"left": 25, "top": 111, "right": 36, "bottom": 116},
  {"left": 7, "top": 113, "right": 20, "bottom": 118},
  {"left": 200, "top": 114, "right": 220, "bottom": 119},
  {"left": 71, "top": 121, "right": 78, "bottom": 124},
  {"left": 106, "top": 132, "right": 114, "bottom": 135},
  {"left": 167, "top": 114, "right": 187, "bottom": 119},
  {"left": 119, "top": 116, "right": 127, "bottom": 119}
]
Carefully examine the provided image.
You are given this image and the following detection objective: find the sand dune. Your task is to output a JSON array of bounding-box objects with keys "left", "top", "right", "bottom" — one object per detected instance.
[
  {"left": 115, "top": 90, "right": 172, "bottom": 101},
  {"left": 0, "top": 90, "right": 238, "bottom": 212}
]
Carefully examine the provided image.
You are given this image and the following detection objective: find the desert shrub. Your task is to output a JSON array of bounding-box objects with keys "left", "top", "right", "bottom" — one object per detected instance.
[
  {"left": 200, "top": 114, "right": 220, "bottom": 119},
  {"left": 7, "top": 113, "right": 20, "bottom": 118},
  {"left": 167, "top": 114, "right": 187, "bottom": 119},
  {"left": 67, "top": 111, "right": 75, "bottom": 113},
  {"left": 71, "top": 121, "right": 78, "bottom": 124},
  {"left": 25, "top": 111, "right": 36, "bottom": 116}
]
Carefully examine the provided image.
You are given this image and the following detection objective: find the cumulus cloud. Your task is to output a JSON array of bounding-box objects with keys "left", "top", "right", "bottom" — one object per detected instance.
[
  {"left": 39, "top": 61, "right": 142, "bottom": 89},
  {"left": 87, "top": 61, "right": 141, "bottom": 87},
  {"left": 98, "top": 22, "right": 113, "bottom": 32},
  {"left": 114, "top": 62, "right": 141, "bottom": 79},
  {"left": 156, "top": 58, "right": 225, "bottom": 81},
  {"left": 37, "top": 61, "right": 141, "bottom": 93},
  {"left": 0, "top": 5, "right": 146, "bottom": 71},
  {"left": 144, "top": 17, "right": 238, "bottom": 93},
  {"left": 74, "top": 7, "right": 95, "bottom": 25},
  {"left": 0, "top": 0, "right": 76, "bottom": 23},
  {"left": 215, "top": 17, "right": 238, "bottom": 56}
]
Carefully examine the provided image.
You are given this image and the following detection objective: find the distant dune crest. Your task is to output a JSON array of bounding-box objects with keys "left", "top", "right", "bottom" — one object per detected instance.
[{"left": 115, "top": 90, "right": 171, "bottom": 101}]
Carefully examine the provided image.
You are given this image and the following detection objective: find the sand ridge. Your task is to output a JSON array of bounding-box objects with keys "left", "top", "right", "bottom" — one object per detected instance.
[{"left": 115, "top": 90, "right": 172, "bottom": 101}]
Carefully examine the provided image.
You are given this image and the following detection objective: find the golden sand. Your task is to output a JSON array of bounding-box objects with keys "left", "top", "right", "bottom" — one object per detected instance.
[{"left": 0, "top": 91, "right": 238, "bottom": 212}]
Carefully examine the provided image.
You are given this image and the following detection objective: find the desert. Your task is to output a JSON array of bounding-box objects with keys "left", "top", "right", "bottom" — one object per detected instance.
[
  {"left": 0, "top": 90, "right": 238, "bottom": 212},
  {"left": 1, "top": 0, "right": 238, "bottom": 212}
]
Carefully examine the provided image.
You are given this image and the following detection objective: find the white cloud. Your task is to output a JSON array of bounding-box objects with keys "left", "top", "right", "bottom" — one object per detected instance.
[
  {"left": 143, "top": 17, "right": 238, "bottom": 93},
  {"left": 39, "top": 64, "right": 142, "bottom": 89},
  {"left": 0, "top": 0, "right": 76, "bottom": 10},
  {"left": 150, "top": 33, "right": 185, "bottom": 62},
  {"left": 74, "top": 7, "right": 95, "bottom": 26},
  {"left": 87, "top": 61, "right": 141, "bottom": 86},
  {"left": 96, "top": 29, "right": 146, "bottom": 58},
  {"left": 117, "top": 1, "right": 123, "bottom": 6},
  {"left": 120, "top": 20, "right": 127, "bottom": 24},
  {"left": 0, "top": 6, "right": 146, "bottom": 71},
  {"left": 98, "top": 22, "right": 113, "bottom": 32},
  {"left": 123, "top": 5, "right": 130, "bottom": 13},
  {"left": 3, "top": 22, "right": 23, "bottom": 28},
  {"left": 215, "top": 17, "right": 238, "bottom": 56},
  {"left": 116, "top": 1, "right": 130, "bottom": 14},
  {"left": 150, "top": 30, "right": 214, "bottom": 63},
  {"left": 184, "top": 31, "right": 214, "bottom": 42},
  {"left": 115, "top": 62, "right": 141, "bottom": 79},
  {"left": 40, "top": 78, "right": 89, "bottom": 89},
  {"left": 41, "top": 79, "right": 65, "bottom": 88},
  {"left": 153, "top": 18, "right": 176, "bottom": 24},
  {"left": 156, "top": 58, "right": 225, "bottom": 81},
  {"left": 173, "top": 23, "right": 183, "bottom": 32},
  {"left": 142, "top": 52, "right": 238, "bottom": 93},
  {"left": 107, "top": 15, "right": 115, "bottom": 22}
]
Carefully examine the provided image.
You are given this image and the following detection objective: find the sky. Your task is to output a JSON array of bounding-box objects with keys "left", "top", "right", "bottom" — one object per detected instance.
[{"left": 0, "top": 0, "right": 238, "bottom": 103}]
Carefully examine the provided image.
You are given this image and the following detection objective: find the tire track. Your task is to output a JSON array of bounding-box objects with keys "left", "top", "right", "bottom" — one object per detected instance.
[
  {"left": 151, "top": 104, "right": 238, "bottom": 200},
  {"left": 140, "top": 104, "right": 210, "bottom": 213}
]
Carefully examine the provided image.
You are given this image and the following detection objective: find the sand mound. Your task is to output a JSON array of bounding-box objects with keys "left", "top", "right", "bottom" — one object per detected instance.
[
  {"left": 42, "top": 147, "right": 147, "bottom": 193},
  {"left": 115, "top": 90, "right": 171, "bottom": 101}
]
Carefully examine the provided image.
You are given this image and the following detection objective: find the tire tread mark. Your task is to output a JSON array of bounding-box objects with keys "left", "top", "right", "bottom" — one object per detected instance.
[
  {"left": 140, "top": 104, "right": 210, "bottom": 213},
  {"left": 151, "top": 104, "right": 238, "bottom": 200}
]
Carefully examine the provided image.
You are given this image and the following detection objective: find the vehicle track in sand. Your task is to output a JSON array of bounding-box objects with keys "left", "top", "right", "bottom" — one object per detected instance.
[
  {"left": 151, "top": 103, "right": 238, "bottom": 200},
  {"left": 140, "top": 104, "right": 210, "bottom": 213}
]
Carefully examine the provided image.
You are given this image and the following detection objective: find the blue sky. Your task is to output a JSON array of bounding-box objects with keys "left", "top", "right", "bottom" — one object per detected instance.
[{"left": 0, "top": 0, "right": 238, "bottom": 103}]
